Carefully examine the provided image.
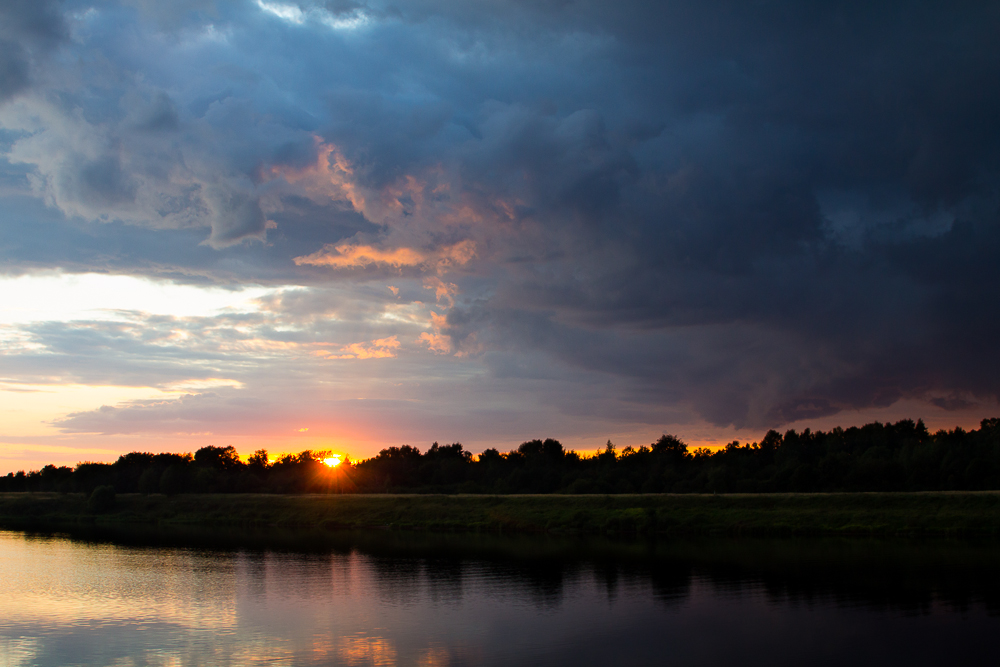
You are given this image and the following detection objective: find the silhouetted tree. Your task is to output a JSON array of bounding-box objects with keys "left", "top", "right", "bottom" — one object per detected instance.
[
  {"left": 194, "top": 445, "right": 243, "bottom": 471},
  {"left": 7, "top": 417, "right": 1000, "bottom": 496}
]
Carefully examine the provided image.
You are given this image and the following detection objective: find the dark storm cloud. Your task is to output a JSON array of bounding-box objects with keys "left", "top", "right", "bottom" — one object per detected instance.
[
  {"left": 3, "top": 0, "right": 1000, "bottom": 433},
  {"left": 0, "top": 41, "right": 31, "bottom": 102},
  {"left": 0, "top": 0, "right": 67, "bottom": 101},
  {"left": 423, "top": 0, "right": 1000, "bottom": 427}
]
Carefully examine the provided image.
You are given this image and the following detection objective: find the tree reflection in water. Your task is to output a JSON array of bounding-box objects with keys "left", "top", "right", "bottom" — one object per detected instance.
[{"left": 1, "top": 528, "right": 998, "bottom": 666}]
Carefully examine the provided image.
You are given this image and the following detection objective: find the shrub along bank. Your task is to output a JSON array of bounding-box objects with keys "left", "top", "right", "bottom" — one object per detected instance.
[{"left": 2, "top": 491, "right": 1000, "bottom": 537}]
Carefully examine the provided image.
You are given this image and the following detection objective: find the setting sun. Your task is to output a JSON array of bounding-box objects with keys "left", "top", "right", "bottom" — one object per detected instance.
[{"left": 323, "top": 455, "right": 342, "bottom": 467}]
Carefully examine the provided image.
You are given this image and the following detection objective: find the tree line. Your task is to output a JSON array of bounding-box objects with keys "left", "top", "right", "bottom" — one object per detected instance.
[{"left": 4, "top": 418, "right": 1000, "bottom": 495}]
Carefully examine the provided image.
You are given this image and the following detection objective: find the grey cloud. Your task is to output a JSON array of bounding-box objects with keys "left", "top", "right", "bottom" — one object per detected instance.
[
  {"left": 0, "top": 194, "right": 378, "bottom": 285},
  {"left": 0, "top": 41, "right": 30, "bottom": 102},
  {"left": 2, "top": 92, "right": 308, "bottom": 247},
  {"left": 0, "top": 0, "right": 67, "bottom": 102},
  {"left": 50, "top": 363, "right": 645, "bottom": 443},
  {"left": 459, "top": 105, "right": 638, "bottom": 228},
  {"left": 54, "top": 390, "right": 256, "bottom": 434},
  {"left": 121, "top": 0, "right": 220, "bottom": 27},
  {"left": 2, "top": 287, "right": 434, "bottom": 392},
  {"left": 202, "top": 183, "right": 267, "bottom": 247},
  {"left": 443, "top": 302, "right": 854, "bottom": 429},
  {"left": 268, "top": 195, "right": 379, "bottom": 248},
  {"left": 0, "top": 0, "right": 68, "bottom": 48},
  {"left": 125, "top": 92, "right": 180, "bottom": 132},
  {"left": 75, "top": 154, "right": 137, "bottom": 206}
]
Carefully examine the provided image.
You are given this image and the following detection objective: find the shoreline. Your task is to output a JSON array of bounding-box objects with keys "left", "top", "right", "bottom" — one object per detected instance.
[{"left": 3, "top": 491, "right": 1000, "bottom": 537}]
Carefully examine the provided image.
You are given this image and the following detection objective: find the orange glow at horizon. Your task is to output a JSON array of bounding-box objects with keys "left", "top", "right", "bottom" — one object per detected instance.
[{"left": 323, "top": 455, "right": 343, "bottom": 467}]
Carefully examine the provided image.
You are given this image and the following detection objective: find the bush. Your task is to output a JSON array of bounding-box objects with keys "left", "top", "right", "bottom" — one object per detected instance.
[
  {"left": 193, "top": 468, "right": 219, "bottom": 492},
  {"left": 87, "top": 485, "right": 116, "bottom": 513},
  {"left": 138, "top": 468, "right": 160, "bottom": 495},
  {"left": 564, "top": 478, "right": 595, "bottom": 494},
  {"left": 159, "top": 465, "right": 186, "bottom": 495}
]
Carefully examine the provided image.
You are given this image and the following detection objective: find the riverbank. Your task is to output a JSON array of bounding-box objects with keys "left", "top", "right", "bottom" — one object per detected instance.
[{"left": 2, "top": 491, "right": 1000, "bottom": 536}]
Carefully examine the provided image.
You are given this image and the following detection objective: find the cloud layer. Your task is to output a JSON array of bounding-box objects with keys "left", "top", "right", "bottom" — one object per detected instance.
[{"left": 2, "top": 0, "right": 1000, "bottom": 466}]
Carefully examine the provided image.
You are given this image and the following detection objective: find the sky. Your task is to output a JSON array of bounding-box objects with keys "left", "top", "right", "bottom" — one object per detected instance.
[{"left": 2, "top": 0, "right": 1000, "bottom": 472}]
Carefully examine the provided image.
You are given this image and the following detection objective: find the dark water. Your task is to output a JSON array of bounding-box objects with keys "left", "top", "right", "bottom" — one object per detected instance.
[{"left": 1, "top": 527, "right": 998, "bottom": 666}]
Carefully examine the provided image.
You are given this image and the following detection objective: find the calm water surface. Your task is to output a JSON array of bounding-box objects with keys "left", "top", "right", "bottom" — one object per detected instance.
[{"left": 1, "top": 528, "right": 998, "bottom": 666}]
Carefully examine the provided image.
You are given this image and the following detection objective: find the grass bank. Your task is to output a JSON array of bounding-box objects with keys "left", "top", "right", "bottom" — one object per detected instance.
[{"left": 3, "top": 491, "right": 1000, "bottom": 536}]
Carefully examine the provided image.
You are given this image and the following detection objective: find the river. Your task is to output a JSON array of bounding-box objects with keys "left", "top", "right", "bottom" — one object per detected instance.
[{"left": 0, "top": 527, "right": 997, "bottom": 666}]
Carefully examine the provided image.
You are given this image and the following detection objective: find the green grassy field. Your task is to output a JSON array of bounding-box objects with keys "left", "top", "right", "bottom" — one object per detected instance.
[{"left": 3, "top": 491, "right": 1000, "bottom": 536}]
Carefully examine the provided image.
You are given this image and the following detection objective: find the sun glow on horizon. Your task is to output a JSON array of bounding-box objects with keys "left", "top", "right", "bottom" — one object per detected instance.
[{"left": 323, "top": 455, "right": 343, "bottom": 467}]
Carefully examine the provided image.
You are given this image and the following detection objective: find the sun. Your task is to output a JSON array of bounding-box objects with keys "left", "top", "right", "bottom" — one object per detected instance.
[{"left": 323, "top": 455, "right": 342, "bottom": 467}]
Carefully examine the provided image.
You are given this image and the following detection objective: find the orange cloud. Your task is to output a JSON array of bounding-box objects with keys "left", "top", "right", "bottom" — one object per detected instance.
[
  {"left": 269, "top": 139, "right": 523, "bottom": 254},
  {"left": 384, "top": 174, "right": 427, "bottom": 214},
  {"left": 269, "top": 139, "right": 365, "bottom": 211},
  {"left": 418, "top": 310, "right": 481, "bottom": 358},
  {"left": 294, "top": 240, "right": 476, "bottom": 273},
  {"left": 439, "top": 239, "right": 477, "bottom": 267},
  {"left": 317, "top": 336, "right": 401, "bottom": 360},
  {"left": 423, "top": 277, "right": 458, "bottom": 305},
  {"left": 418, "top": 332, "right": 452, "bottom": 354},
  {"left": 295, "top": 243, "right": 426, "bottom": 269},
  {"left": 418, "top": 310, "right": 453, "bottom": 354},
  {"left": 429, "top": 311, "right": 448, "bottom": 329}
]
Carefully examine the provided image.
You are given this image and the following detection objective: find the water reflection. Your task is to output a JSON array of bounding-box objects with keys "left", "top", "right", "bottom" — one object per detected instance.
[{"left": 1, "top": 527, "right": 999, "bottom": 666}]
